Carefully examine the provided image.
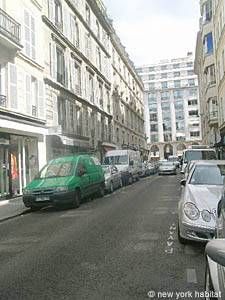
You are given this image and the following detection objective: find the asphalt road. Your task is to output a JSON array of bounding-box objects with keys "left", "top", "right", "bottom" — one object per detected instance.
[{"left": 0, "top": 174, "right": 206, "bottom": 300}]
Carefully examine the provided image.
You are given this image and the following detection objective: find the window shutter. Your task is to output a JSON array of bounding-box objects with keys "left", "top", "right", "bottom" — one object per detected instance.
[
  {"left": 50, "top": 42, "right": 56, "bottom": 80},
  {"left": 70, "top": 14, "right": 76, "bottom": 45},
  {"left": 64, "top": 53, "right": 69, "bottom": 88},
  {"left": 63, "top": 8, "right": 69, "bottom": 39},
  {"left": 26, "top": 74, "right": 31, "bottom": 114},
  {"left": 31, "top": 16, "right": 36, "bottom": 60},
  {"left": 38, "top": 80, "right": 45, "bottom": 119},
  {"left": 9, "top": 64, "right": 17, "bottom": 109},
  {"left": 48, "top": 0, "right": 54, "bottom": 22},
  {"left": 52, "top": 94, "right": 58, "bottom": 126},
  {"left": 24, "top": 10, "right": 30, "bottom": 58}
]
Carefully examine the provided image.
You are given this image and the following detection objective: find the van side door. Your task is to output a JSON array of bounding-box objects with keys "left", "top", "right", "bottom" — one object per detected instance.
[{"left": 76, "top": 158, "right": 90, "bottom": 197}]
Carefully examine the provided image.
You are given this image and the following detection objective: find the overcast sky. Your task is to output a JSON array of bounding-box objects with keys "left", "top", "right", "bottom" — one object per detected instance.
[{"left": 104, "top": 0, "right": 200, "bottom": 66}]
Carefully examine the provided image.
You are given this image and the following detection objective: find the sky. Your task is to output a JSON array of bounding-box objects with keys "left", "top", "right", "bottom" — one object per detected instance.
[{"left": 103, "top": 0, "right": 200, "bottom": 66}]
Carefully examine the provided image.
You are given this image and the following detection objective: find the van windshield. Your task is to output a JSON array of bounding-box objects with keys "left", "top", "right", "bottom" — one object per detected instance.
[
  {"left": 104, "top": 155, "right": 128, "bottom": 165},
  {"left": 184, "top": 150, "right": 216, "bottom": 162},
  {"left": 39, "top": 162, "right": 74, "bottom": 178}
]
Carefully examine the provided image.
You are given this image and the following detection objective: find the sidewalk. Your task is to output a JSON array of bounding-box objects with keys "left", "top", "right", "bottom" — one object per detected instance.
[{"left": 0, "top": 197, "right": 28, "bottom": 222}]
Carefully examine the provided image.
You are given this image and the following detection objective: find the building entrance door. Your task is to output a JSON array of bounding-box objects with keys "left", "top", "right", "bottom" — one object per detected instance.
[{"left": 0, "top": 146, "right": 9, "bottom": 197}]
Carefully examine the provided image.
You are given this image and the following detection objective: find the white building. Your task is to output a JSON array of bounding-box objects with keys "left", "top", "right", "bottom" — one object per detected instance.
[
  {"left": 137, "top": 53, "right": 202, "bottom": 160},
  {"left": 0, "top": 0, "right": 47, "bottom": 197}
]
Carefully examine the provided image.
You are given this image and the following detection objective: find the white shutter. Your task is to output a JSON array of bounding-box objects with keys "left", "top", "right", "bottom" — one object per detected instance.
[
  {"left": 48, "top": 0, "right": 55, "bottom": 22},
  {"left": 17, "top": 67, "right": 25, "bottom": 113},
  {"left": 9, "top": 64, "right": 17, "bottom": 109},
  {"left": 24, "top": 10, "right": 30, "bottom": 58},
  {"left": 50, "top": 42, "right": 56, "bottom": 80},
  {"left": 63, "top": 8, "right": 69, "bottom": 39},
  {"left": 70, "top": 58, "right": 75, "bottom": 92},
  {"left": 64, "top": 53, "right": 69, "bottom": 88},
  {"left": 31, "top": 16, "right": 36, "bottom": 60},
  {"left": 38, "top": 81, "right": 45, "bottom": 119},
  {"left": 70, "top": 14, "right": 76, "bottom": 45},
  {"left": 26, "top": 74, "right": 31, "bottom": 114}
]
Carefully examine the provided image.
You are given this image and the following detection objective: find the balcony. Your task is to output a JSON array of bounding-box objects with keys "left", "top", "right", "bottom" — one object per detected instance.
[
  {"left": 0, "top": 8, "right": 21, "bottom": 51},
  {"left": 208, "top": 111, "right": 218, "bottom": 125}
]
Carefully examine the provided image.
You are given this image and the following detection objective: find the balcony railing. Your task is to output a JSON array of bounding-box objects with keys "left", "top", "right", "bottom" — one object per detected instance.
[
  {"left": 0, "top": 95, "right": 7, "bottom": 107},
  {"left": 209, "top": 111, "right": 218, "bottom": 121},
  {"left": 0, "top": 8, "right": 20, "bottom": 44}
]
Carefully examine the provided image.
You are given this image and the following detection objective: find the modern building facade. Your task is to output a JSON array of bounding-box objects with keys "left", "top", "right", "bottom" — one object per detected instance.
[
  {"left": 0, "top": 0, "right": 146, "bottom": 198},
  {"left": 195, "top": 0, "right": 219, "bottom": 148},
  {"left": 137, "top": 53, "right": 202, "bottom": 160}
]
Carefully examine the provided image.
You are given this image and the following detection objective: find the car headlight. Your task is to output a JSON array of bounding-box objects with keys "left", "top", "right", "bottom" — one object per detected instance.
[
  {"left": 201, "top": 210, "right": 211, "bottom": 222},
  {"left": 55, "top": 186, "right": 68, "bottom": 192},
  {"left": 184, "top": 202, "right": 200, "bottom": 221},
  {"left": 23, "top": 189, "right": 32, "bottom": 195}
]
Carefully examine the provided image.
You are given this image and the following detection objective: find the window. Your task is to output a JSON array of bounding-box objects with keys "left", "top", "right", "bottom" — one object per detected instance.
[
  {"left": 174, "top": 72, "right": 180, "bottom": 77},
  {"left": 202, "top": 0, "right": 212, "bottom": 23},
  {"left": 174, "top": 90, "right": 183, "bottom": 99},
  {"left": 148, "top": 92, "right": 156, "bottom": 101},
  {"left": 70, "top": 15, "right": 79, "bottom": 47},
  {"left": 99, "top": 83, "right": 103, "bottom": 108},
  {"left": 176, "top": 121, "right": 184, "bottom": 131},
  {"left": 175, "top": 100, "right": 183, "bottom": 110},
  {"left": 149, "top": 82, "right": 155, "bottom": 90},
  {"left": 161, "top": 81, "right": 168, "bottom": 89},
  {"left": 71, "top": 59, "right": 81, "bottom": 95},
  {"left": 175, "top": 110, "right": 184, "bottom": 120},
  {"left": 56, "top": 46, "right": 65, "bottom": 84},
  {"left": 31, "top": 76, "right": 38, "bottom": 117},
  {"left": 161, "top": 91, "right": 169, "bottom": 100},
  {"left": 163, "top": 121, "right": 171, "bottom": 131},
  {"left": 187, "top": 62, "right": 193, "bottom": 68},
  {"left": 96, "top": 47, "right": 102, "bottom": 71},
  {"left": 190, "top": 131, "right": 200, "bottom": 137},
  {"left": 150, "top": 113, "right": 157, "bottom": 122},
  {"left": 188, "top": 79, "right": 195, "bottom": 86},
  {"left": 151, "top": 134, "right": 158, "bottom": 143},
  {"left": 164, "top": 133, "right": 172, "bottom": 142},
  {"left": 161, "top": 102, "right": 170, "bottom": 110},
  {"left": 161, "top": 65, "right": 167, "bottom": 71},
  {"left": 173, "top": 64, "right": 180, "bottom": 69},
  {"left": 189, "top": 110, "right": 199, "bottom": 116},
  {"left": 85, "top": 33, "right": 92, "bottom": 59},
  {"left": 149, "top": 74, "right": 155, "bottom": 80},
  {"left": 174, "top": 80, "right": 181, "bottom": 88},
  {"left": 204, "top": 32, "right": 213, "bottom": 54},
  {"left": 96, "top": 20, "right": 100, "bottom": 39},
  {"left": 85, "top": 4, "right": 91, "bottom": 26},
  {"left": 188, "top": 70, "right": 194, "bottom": 76},
  {"left": 24, "top": 10, "right": 36, "bottom": 60},
  {"left": 188, "top": 99, "right": 198, "bottom": 106},
  {"left": 161, "top": 73, "right": 167, "bottom": 79},
  {"left": 54, "top": 0, "right": 63, "bottom": 30},
  {"left": 151, "top": 124, "right": 158, "bottom": 132},
  {"left": 189, "top": 88, "right": 197, "bottom": 97},
  {"left": 149, "top": 67, "right": 155, "bottom": 72},
  {"left": 206, "top": 64, "right": 216, "bottom": 85},
  {"left": 87, "top": 72, "right": 94, "bottom": 102}
]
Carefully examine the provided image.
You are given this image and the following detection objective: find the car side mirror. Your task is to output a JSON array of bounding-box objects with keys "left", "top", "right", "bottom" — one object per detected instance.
[
  {"left": 129, "top": 160, "right": 134, "bottom": 166},
  {"left": 206, "top": 239, "right": 225, "bottom": 267},
  {"left": 180, "top": 179, "right": 186, "bottom": 186},
  {"left": 217, "top": 199, "right": 223, "bottom": 217},
  {"left": 78, "top": 169, "right": 85, "bottom": 177}
]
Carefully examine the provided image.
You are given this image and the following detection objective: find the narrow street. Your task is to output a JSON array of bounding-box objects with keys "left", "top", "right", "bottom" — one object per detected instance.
[{"left": 0, "top": 175, "right": 205, "bottom": 300}]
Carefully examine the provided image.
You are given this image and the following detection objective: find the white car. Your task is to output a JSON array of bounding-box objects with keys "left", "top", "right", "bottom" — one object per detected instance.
[{"left": 178, "top": 160, "right": 225, "bottom": 243}]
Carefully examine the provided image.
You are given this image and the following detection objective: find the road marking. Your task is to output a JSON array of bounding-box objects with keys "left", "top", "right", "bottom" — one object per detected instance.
[
  {"left": 186, "top": 268, "right": 197, "bottom": 283},
  {"left": 60, "top": 210, "right": 91, "bottom": 218}
]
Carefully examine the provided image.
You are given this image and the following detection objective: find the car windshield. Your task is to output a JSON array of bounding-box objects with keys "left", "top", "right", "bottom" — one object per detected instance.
[
  {"left": 185, "top": 150, "right": 216, "bottom": 162},
  {"left": 190, "top": 165, "right": 225, "bottom": 185},
  {"left": 104, "top": 155, "right": 128, "bottom": 165},
  {"left": 161, "top": 162, "right": 174, "bottom": 166},
  {"left": 39, "top": 162, "right": 74, "bottom": 178}
]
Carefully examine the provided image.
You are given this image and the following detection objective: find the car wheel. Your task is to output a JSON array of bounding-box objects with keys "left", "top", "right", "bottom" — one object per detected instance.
[
  {"left": 128, "top": 175, "right": 133, "bottom": 185},
  {"left": 136, "top": 176, "right": 140, "bottom": 182},
  {"left": 73, "top": 190, "right": 81, "bottom": 208},
  {"left": 178, "top": 223, "right": 187, "bottom": 244},
  {"left": 110, "top": 181, "right": 114, "bottom": 193},
  {"left": 205, "top": 263, "right": 216, "bottom": 300},
  {"left": 97, "top": 184, "right": 105, "bottom": 198},
  {"left": 30, "top": 206, "right": 41, "bottom": 212}
]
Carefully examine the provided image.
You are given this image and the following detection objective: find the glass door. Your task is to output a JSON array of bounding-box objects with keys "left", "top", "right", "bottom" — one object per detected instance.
[{"left": 0, "top": 146, "right": 9, "bottom": 197}]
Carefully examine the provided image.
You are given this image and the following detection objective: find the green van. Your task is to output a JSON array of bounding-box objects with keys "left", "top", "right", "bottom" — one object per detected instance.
[{"left": 23, "top": 155, "right": 105, "bottom": 210}]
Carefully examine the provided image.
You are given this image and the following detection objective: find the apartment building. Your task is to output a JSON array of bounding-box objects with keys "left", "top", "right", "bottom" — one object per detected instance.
[
  {"left": 137, "top": 53, "right": 202, "bottom": 160},
  {"left": 195, "top": 0, "right": 220, "bottom": 148},
  {"left": 0, "top": 0, "right": 47, "bottom": 198}
]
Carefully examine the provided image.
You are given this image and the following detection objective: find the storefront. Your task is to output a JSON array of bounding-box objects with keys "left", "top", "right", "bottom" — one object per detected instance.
[{"left": 0, "top": 133, "right": 39, "bottom": 198}]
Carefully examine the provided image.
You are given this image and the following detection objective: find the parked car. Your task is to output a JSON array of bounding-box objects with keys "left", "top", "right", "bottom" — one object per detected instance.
[
  {"left": 184, "top": 160, "right": 198, "bottom": 180},
  {"left": 23, "top": 155, "right": 105, "bottom": 211},
  {"left": 168, "top": 155, "right": 180, "bottom": 168},
  {"left": 180, "top": 147, "right": 216, "bottom": 173},
  {"left": 104, "top": 149, "right": 141, "bottom": 185},
  {"left": 102, "top": 165, "right": 122, "bottom": 193},
  {"left": 139, "top": 162, "right": 147, "bottom": 177},
  {"left": 178, "top": 160, "right": 225, "bottom": 244},
  {"left": 204, "top": 185, "right": 225, "bottom": 299},
  {"left": 147, "top": 162, "right": 157, "bottom": 175},
  {"left": 158, "top": 161, "right": 176, "bottom": 175}
]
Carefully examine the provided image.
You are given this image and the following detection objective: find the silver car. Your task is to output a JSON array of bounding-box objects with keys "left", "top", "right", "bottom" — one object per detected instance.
[
  {"left": 158, "top": 161, "right": 176, "bottom": 175},
  {"left": 178, "top": 160, "right": 225, "bottom": 244},
  {"left": 102, "top": 165, "right": 122, "bottom": 193}
]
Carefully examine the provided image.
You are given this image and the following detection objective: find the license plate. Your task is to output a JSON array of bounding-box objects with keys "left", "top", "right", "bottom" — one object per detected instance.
[{"left": 36, "top": 196, "right": 49, "bottom": 202}]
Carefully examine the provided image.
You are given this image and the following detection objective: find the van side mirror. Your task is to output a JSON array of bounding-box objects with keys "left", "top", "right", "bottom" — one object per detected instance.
[{"left": 180, "top": 179, "right": 186, "bottom": 186}]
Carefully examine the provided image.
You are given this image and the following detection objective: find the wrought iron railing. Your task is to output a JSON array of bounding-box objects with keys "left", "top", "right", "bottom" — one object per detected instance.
[
  {"left": 0, "top": 95, "right": 7, "bottom": 107},
  {"left": 0, "top": 8, "right": 20, "bottom": 44}
]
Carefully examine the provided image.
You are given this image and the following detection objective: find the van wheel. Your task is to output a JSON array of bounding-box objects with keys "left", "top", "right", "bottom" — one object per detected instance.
[
  {"left": 30, "top": 206, "right": 41, "bottom": 212},
  {"left": 97, "top": 184, "right": 105, "bottom": 198},
  {"left": 128, "top": 175, "right": 133, "bottom": 185},
  {"left": 73, "top": 190, "right": 81, "bottom": 208}
]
